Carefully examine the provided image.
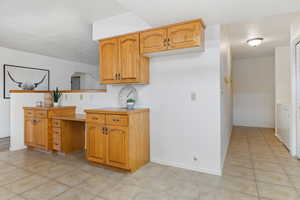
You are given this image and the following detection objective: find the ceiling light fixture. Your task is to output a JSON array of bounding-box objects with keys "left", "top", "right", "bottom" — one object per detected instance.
[{"left": 247, "top": 38, "right": 264, "bottom": 47}]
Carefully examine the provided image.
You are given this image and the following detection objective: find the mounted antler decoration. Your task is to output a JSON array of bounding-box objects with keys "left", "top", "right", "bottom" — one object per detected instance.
[{"left": 7, "top": 70, "right": 47, "bottom": 91}]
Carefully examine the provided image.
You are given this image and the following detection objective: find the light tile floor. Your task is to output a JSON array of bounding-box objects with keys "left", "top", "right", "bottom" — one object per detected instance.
[{"left": 0, "top": 127, "right": 299, "bottom": 199}]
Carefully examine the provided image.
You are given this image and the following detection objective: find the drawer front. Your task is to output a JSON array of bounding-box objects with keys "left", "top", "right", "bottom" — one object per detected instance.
[
  {"left": 53, "top": 142, "right": 61, "bottom": 151},
  {"left": 53, "top": 132, "right": 61, "bottom": 143},
  {"left": 106, "top": 114, "right": 128, "bottom": 126},
  {"left": 86, "top": 114, "right": 105, "bottom": 124},
  {"left": 35, "top": 111, "right": 47, "bottom": 118},
  {"left": 24, "top": 110, "right": 34, "bottom": 118},
  {"left": 52, "top": 128, "right": 61, "bottom": 137},
  {"left": 52, "top": 120, "right": 61, "bottom": 128}
]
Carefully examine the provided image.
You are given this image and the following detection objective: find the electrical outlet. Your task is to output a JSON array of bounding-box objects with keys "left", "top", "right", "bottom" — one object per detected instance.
[
  {"left": 191, "top": 92, "right": 197, "bottom": 101},
  {"left": 65, "top": 94, "right": 68, "bottom": 100},
  {"left": 80, "top": 94, "right": 83, "bottom": 100}
]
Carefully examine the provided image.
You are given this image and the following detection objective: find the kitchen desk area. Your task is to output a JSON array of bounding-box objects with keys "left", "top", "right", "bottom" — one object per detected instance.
[{"left": 23, "top": 106, "right": 150, "bottom": 173}]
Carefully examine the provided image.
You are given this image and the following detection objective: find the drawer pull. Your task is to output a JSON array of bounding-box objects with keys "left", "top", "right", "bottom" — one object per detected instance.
[
  {"left": 92, "top": 117, "right": 98, "bottom": 120},
  {"left": 112, "top": 119, "right": 120, "bottom": 122}
]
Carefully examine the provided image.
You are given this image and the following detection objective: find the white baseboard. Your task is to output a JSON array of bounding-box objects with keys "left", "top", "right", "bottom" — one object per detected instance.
[
  {"left": 150, "top": 158, "right": 222, "bottom": 176},
  {"left": 9, "top": 145, "right": 26, "bottom": 151}
]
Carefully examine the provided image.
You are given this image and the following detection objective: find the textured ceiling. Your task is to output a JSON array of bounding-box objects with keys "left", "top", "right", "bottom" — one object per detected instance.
[
  {"left": 0, "top": 0, "right": 127, "bottom": 65},
  {"left": 227, "top": 12, "right": 300, "bottom": 59},
  {"left": 1, "top": 0, "right": 300, "bottom": 64},
  {"left": 116, "top": 0, "right": 300, "bottom": 26}
]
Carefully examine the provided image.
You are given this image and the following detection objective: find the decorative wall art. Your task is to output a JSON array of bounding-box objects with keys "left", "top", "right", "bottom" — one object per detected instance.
[{"left": 3, "top": 64, "right": 50, "bottom": 99}]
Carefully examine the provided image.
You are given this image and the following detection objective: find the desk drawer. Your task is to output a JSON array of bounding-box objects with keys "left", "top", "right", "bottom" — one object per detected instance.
[
  {"left": 53, "top": 142, "right": 61, "bottom": 151},
  {"left": 53, "top": 132, "right": 61, "bottom": 143},
  {"left": 52, "top": 120, "right": 61, "bottom": 128},
  {"left": 86, "top": 114, "right": 105, "bottom": 124},
  {"left": 106, "top": 114, "right": 128, "bottom": 126},
  {"left": 52, "top": 128, "right": 61, "bottom": 137},
  {"left": 35, "top": 111, "right": 47, "bottom": 118},
  {"left": 24, "top": 110, "right": 34, "bottom": 118}
]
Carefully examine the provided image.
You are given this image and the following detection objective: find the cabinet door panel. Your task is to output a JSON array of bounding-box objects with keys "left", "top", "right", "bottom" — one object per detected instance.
[
  {"left": 140, "top": 28, "right": 167, "bottom": 54},
  {"left": 168, "top": 21, "right": 202, "bottom": 50},
  {"left": 106, "top": 126, "right": 129, "bottom": 169},
  {"left": 34, "top": 119, "right": 47, "bottom": 147},
  {"left": 100, "top": 38, "right": 119, "bottom": 83},
  {"left": 86, "top": 123, "right": 106, "bottom": 164},
  {"left": 119, "top": 33, "right": 139, "bottom": 81},
  {"left": 24, "top": 118, "right": 35, "bottom": 145}
]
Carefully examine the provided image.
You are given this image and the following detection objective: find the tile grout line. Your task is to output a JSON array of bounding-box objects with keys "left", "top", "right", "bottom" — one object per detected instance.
[
  {"left": 259, "top": 127, "right": 300, "bottom": 198},
  {"left": 246, "top": 127, "right": 262, "bottom": 200}
]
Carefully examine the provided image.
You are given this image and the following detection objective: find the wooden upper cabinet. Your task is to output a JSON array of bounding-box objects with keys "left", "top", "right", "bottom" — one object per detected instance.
[
  {"left": 140, "top": 28, "right": 168, "bottom": 54},
  {"left": 118, "top": 33, "right": 139, "bottom": 81},
  {"left": 168, "top": 21, "right": 203, "bottom": 50},
  {"left": 98, "top": 19, "right": 204, "bottom": 84},
  {"left": 140, "top": 19, "right": 205, "bottom": 54},
  {"left": 100, "top": 38, "right": 119, "bottom": 83},
  {"left": 99, "top": 34, "right": 149, "bottom": 84}
]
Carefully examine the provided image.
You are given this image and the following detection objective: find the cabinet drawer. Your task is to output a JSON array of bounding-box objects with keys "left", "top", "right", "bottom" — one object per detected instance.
[
  {"left": 52, "top": 128, "right": 61, "bottom": 137},
  {"left": 106, "top": 114, "right": 128, "bottom": 126},
  {"left": 35, "top": 111, "right": 47, "bottom": 118},
  {"left": 24, "top": 110, "right": 34, "bottom": 118},
  {"left": 86, "top": 114, "right": 105, "bottom": 124},
  {"left": 53, "top": 142, "right": 61, "bottom": 151},
  {"left": 52, "top": 120, "right": 61, "bottom": 128},
  {"left": 53, "top": 132, "right": 61, "bottom": 142}
]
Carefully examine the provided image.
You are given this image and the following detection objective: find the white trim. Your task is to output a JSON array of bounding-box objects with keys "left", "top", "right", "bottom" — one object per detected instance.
[
  {"left": 221, "top": 127, "right": 232, "bottom": 170},
  {"left": 150, "top": 158, "right": 222, "bottom": 176},
  {"left": 9, "top": 145, "right": 26, "bottom": 151},
  {"left": 290, "top": 35, "right": 300, "bottom": 157}
]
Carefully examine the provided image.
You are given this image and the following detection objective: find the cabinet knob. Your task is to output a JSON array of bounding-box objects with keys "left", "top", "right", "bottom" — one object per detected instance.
[{"left": 163, "top": 39, "right": 167, "bottom": 46}]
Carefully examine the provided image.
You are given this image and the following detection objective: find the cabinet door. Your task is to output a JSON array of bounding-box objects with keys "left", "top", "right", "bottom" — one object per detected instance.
[
  {"left": 167, "top": 21, "right": 202, "bottom": 50},
  {"left": 24, "top": 118, "right": 35, "bottom": 145},
  {"left": 86, "top": 123, "right": 106, "bottom": 164},
  {"left": 100, "top": 38, "right": 119, "bottom": 83},
  {"left": 34, "top": 119, "right": 47, "bottom": 147},
  {"left": 140, "top": 28, "right": 168, "bottom": 54},
  {"left": 119, "top": 33, "right": 140, "bottom": 82},
  {"left": 106, "top": 126, "right": 129, "bottom": 169}
]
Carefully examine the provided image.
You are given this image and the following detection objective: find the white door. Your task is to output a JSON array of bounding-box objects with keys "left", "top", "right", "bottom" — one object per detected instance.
[{"left": 296, "top": 42, "right": 300, "bottom": 157}]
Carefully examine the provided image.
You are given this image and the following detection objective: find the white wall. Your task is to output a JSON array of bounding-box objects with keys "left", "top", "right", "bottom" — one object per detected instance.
[
  {"left": 274, "top": 46, "right": 291, "bottom": 143},
  {"left": 220, "top": 25, "right": 232, "bottom": 168},
  {"left": 92, "top": 12, "right": 151, "bottom": 41},
  {"left": 0, "top": 46, "right": 100, "bottom": 138},
  {"left": 233, "top": 56, "right": 275, "bottom": 128},
  {"left": 275, "top": 46, "right": 291, "bottom": 104},
  {"left": 11, "top": 25, "right": 224, "bottom": 175}
]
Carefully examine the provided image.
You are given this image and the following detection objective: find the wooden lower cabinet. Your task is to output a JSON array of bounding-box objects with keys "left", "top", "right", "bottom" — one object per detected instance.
[
  {"left": 106, "top": 126, "right": 129, "bottom": 169},
  {"left": 24, "top": 118, "right": 46, "bottom": 147},
  {"left": 85, "top": 108, "right": 149, "bottom": 172},
  {"left": 23, "top": 107, "right": 76, "bottom": 151},
  {"left": 86, "top": 123, "right": 106, "bottom": 164}
]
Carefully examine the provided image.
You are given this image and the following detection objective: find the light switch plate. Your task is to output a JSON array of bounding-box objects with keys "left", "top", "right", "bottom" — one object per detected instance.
[{"left": 191, "top": 92, "right": 197, "bottom": 101}]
